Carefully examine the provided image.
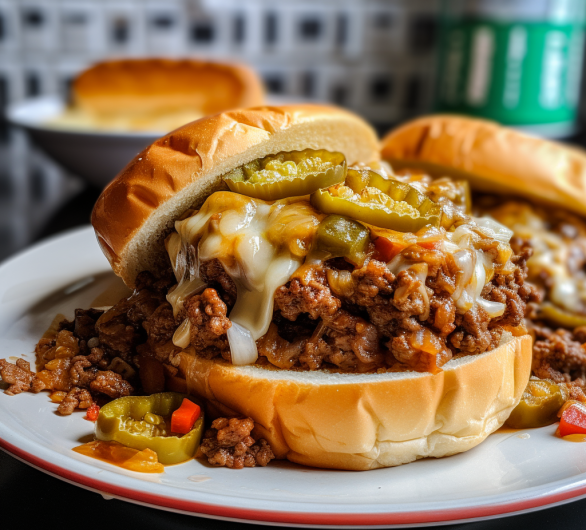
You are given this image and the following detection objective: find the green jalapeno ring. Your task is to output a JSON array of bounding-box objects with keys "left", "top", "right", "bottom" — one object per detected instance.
[
  {"left": 310, "top": 186, "right": 441, "bottom": 233},
  {"left": 223, "top": 150, "right": 347, "bottom": 201},
  {"left": 95, "top": 392, "right": 204, "bottom": 465},
  {"left": 538, "top": 303, "right": 586, "bottom": 330},
  {"left": 346, "top": 168, "right": 434, "bottom": 211},
  {"left": 505, "top": 379, "right": 566, "bottom": 429}
]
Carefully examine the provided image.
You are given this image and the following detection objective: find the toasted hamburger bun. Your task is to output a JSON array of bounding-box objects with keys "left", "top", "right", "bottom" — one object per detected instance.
[
  {"left": 71, "top": 58, "right": 264, "bottom": 130},
  {"left": 92, "top": 108, "right": 532, "bottom": 471},
  {"left": 180, "top": 334, "right": 531, "bottom": 470},
  {"left": 380, "top": 115, "right": 586, "bottom": 218},
  {"left": 92, "top": 104, "right": 380, "bottom": 287}
]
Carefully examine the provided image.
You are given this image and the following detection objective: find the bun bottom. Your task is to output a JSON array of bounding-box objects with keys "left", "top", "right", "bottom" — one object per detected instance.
[{"left": 179, "top": 335, "right": 531, "bottom": 470}]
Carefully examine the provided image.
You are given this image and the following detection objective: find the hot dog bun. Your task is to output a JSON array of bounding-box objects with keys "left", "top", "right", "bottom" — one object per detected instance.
[{"left": 179, "top": 334, "right": 531, "bottom": 470}]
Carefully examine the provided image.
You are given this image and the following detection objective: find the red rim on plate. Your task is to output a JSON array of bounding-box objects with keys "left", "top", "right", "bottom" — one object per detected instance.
[{"left": 1, "top": 436, "right": 586, "bottom": 526}]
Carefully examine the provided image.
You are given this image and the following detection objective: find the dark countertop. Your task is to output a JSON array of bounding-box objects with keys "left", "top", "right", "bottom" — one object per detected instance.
[{"left": 4, "top": 125, "right": 586, "bottom": 528}]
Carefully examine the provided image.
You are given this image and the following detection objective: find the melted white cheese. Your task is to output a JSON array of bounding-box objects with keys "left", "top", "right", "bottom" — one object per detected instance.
[
  {"left": 488, "top": 202, "right": 586, "bottom": 313},
  {"left": 167, "top": 191, "right": 322, "bottom": 363},
  {"left": 387, "top": 218, "right": 509, "bottom": 318}
]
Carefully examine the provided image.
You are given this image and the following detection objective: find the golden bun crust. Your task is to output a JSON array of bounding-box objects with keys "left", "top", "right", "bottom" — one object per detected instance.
[
  {"left": 380, "top": 115, "right": 586, "bottom": 217},
  {"left": 179, "top": 335, "right": 531, "bottom": 470},
  {"left": 92, "top": 104, "right": 380, "bottom": 287},
  {"left": 72, "top": 58, "right": 264, "bottom": 117}
]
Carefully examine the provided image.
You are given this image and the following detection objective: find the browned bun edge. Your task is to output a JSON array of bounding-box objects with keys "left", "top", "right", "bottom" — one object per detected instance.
[
  {"left": 91, "top": 104, "right": 380, "bottom": 287},
  {"left": 72, "top": 58, "right": 264, "bottom": 116},
  {"left": 179, "top": 334, "right": 532, "bottom": 471},
  {"left": 380, "top": 115, "right": 586, "bottom": 218}
]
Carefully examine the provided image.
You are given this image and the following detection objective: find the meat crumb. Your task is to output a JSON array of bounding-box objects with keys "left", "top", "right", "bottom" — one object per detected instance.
[
  {"left": 200, "top": 417, "right": 275, "bottom": 469},
  {"left": 0, "top": 359, "right": 34, "bottom": 395},
  {"left": 57, "top": 387, "right": 94, "bottom": 415}
]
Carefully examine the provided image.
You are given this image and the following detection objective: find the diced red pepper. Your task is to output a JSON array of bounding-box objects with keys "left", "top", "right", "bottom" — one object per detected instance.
[
  {"left": 171, "top": 398, "right": 201, "bottom": 434},
  {"left": 86, "top": 404, "right": 100, "bottom": 422},
  {"left": 559, "top": 404, "right": 586, "bottom": 437},
  {"left": 373, "top": 237, "right": 402, "bottom": 262},
  {"left": 419, "top": 241, "right": 441, "bottom": 250}
]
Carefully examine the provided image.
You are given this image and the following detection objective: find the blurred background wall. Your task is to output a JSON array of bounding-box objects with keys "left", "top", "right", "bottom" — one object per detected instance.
[
  {"left": 0, "top": 0, "right": 440, "bottom": 262},
  {"left": 1, "top": 0, "right": 585, "bottom": 262},
  {"left": 0, "top": 0, "right": 439, "bottom": 127}
]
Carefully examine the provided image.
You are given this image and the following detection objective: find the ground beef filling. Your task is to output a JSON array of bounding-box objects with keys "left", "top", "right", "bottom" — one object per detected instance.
[
  {"left": 532, "top": 326, "right": 586, "bottom": 391},
  {"left": 185, "top": 245, "right": 537, "bottom": 374},
  {"left": 0, "top": 271, "right": 276, "bottom": 468}
]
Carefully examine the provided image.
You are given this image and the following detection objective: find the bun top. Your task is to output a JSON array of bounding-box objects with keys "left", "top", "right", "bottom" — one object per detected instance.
[
  {"left": 72, "top": 57, "right": 264, "bottom": 118},
  {"left": 92, "top": 104, "right": 380, "bottom": 286},
  {"left": 380, "top": 115, "right": 586, "bottom": 218}
]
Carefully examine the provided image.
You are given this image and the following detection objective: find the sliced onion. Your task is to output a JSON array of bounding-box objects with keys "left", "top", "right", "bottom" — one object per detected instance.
[
  {"left": 91, "top": 305, "right": 113, "bottom": 312},
  {"left": 475, "top": 217, "right": 514, "bottom": 243},
  {"left": 227, "top": 322, "right": 258, "bottom": 366},
  {"left": 472, "top": 251, "right": 486, "bottom": 300},
  {"left": 442, "top": 240, "right": 460, "bottom": 254},
  {"left": 166, "top": 276, "right": 206, "bottom": 317},
  {"left": 456, "top": 289, "right": 474, "bottom": 313},
  {"left": 165, "top": 232, "right": 184, "bottom": 281},
  {"left": 387, "top": 254, "right": 409, "bottom": 274},
  {"left": 172, "top": 318, "right": 192, "bottom": 348},
  {"left": 450, "top": 224, "right": 474, "bottom": 246},
  {"left": 452, "top": 249, "right": 474, "bottom": 302},
  {"left": 412, "top": 263, "right": 430, "bottom": 321},
  {"left": 477, "top": 298, "right": 506, "bottom": 318},
  {"left": 311, "top": 320, "right": 328, "bottom": 340}
]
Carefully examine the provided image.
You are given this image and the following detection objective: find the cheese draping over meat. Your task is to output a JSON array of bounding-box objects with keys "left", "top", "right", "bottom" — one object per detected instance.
[
  {"left": 165, "top": 188, "right": 513, "bottom": 365},
  {"left": 487, "top": 202, "right": 586, "bottom": 314},
  {"left": 165, "top": 191, "right": 323, "bottom": 364},
  {"left": 386, "top": 218, "right": 512, "bottom": 319}
]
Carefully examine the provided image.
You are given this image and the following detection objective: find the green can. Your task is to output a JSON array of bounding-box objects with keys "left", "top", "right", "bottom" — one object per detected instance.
[{"left": 435, "top": 0, "right": 586, "bottom": 137}]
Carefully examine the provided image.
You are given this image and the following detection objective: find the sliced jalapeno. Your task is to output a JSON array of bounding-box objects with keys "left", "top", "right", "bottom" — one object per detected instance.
[
  {"left": 506, "top": 379, "right": 566, "bottom": 429},
  {"left": 223, "top": 149, "right": 346, "bottom": 201},
  {"left": 311, "top": 169, "right": 441, "bottom": 232},
  {"left": 314, "top": 214, "right": 370, "bottom": 266},
  {"left": 538, "top": 303, "right": 586, "bottom": 329},
  {"left": 95, "top": 392, "right": 204, "bottom": 465}
]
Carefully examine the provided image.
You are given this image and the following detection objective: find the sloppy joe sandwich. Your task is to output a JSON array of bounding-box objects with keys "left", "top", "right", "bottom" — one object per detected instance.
[
  {"left": 1, "top": 106, "right": 535, "bottom": 470},
  {"left": 49, "top": 58, "right": 264, "bottom": 133},
  {"left": 76, "top": 104, "right": 531, "bottom": 470},
  {"left": 380, "top": 115, "right": 586, "bottom": 422}
]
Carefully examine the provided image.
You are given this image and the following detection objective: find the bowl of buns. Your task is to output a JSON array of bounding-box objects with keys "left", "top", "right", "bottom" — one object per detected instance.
[{"left": 7, "top": 58, "right": 265, "bottom": 189}]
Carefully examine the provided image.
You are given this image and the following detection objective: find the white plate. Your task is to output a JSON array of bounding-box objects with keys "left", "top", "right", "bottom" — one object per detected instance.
[
  {"left": 6, "top": 96, "right": 160, "bottom": 189},
  {"left": 2, "top": 227, "right": 586, "bottom": 528}
]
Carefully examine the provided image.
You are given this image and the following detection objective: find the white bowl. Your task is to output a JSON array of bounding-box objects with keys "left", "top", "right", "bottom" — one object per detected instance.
[
  {"left": 6, "top": 96, "right": 163, "bottom": 189},
  {"left": 6, "top": 95, "right": 318, "bottom": 189}
]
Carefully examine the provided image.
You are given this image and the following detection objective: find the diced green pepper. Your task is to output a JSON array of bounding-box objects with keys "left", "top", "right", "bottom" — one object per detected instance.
[
  {"left": 314, "top": 214, "right": 370, "bottom": 266},
  {"left": 223, "top": 149, "right": 346, "bottom": 200},
  {"left": 506, "top": 379, "right": 566, "bottom": 429},
  {"left": 95, "top": 392, "right": 203, "bottom": 465}
]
